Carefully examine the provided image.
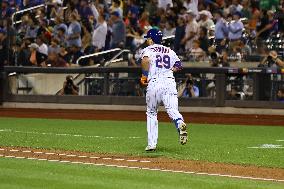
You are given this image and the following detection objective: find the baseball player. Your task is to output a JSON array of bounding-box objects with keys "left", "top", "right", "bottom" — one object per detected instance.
[{"left": 141, "top": 28, "right": 188, "bottom": 152}]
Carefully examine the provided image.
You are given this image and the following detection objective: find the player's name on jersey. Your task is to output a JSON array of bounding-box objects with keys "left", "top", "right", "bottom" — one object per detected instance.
[{"left": 150, "top": 46, "right": 170, "bottom": 53}]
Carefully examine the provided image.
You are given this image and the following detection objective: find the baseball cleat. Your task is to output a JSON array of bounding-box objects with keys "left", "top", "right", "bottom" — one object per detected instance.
[
  {"left": 178, "top": 122, "right": 188, "bottom": 145},
  {"left": 145, "top": 146, "right": 156, "bottom": 152}
]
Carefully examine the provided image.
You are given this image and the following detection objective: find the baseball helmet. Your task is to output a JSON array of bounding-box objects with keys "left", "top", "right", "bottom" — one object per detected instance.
[{"left": 144, "top": 28, "right": 163, "bottom": 44}]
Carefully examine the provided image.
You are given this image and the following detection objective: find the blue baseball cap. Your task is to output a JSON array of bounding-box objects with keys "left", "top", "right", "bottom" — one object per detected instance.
[
  {"left": 144, "top": 28, "right": 163, "bottom": 44},
  {"left": 233, "top": 11, "right": 242, "bottom": 17},
  {"left": 111, "top": 11, "right": 120, "bottom": 17}
]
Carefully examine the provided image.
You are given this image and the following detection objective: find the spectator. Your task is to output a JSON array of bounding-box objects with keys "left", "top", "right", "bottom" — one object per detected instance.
[
  {"left": 210, "top": 48, "right": 230, "bottom": 67},
  {"left": 66, "top": 13, "right": 82, "bottom": 48},
  {"left": 183, "top": 0, "right": 199, "bottom": 17},
  {"left": 59, "top": 46, "right": 68, "bottom": 59},
  {"left": 139, "top": 11, "right": 151, "bottom": 30},
  {"left": 235, "top": 38, "right": 251, "bottom": 58},
  {"left": 144, "top": 0, "right": 158, "bottom": 21},
  {"left": 12, "top": 0, "right": 23, "bottom": 10},
  {"left": 259, "top": 50, "right": 284, "bottom": 67},
  {"left": 228, "top": 0, "right": 243, "bottom": 15},
  {"left": 28, "top": 0, "right": 45, "bottom": 7},
  {"left": 214, "top": 10, "right": 228, "bottom": 53},
  {"left": 53, "top": 16, "right": 68, "bottom": 38},
  {"left": 89, "top": 1, "right": 100, "bottom": 21},
  {"left": 228, "top": 12, "right": 244, "bottom": 50},
  {"left": 110, "top": 0, "right": 123, "bottom": 18},
  {"left": 18, "top": 14, "right": 30, "bottom": 36},
  {"left": 124, "top": 6, "right": 139, "bottom": 29},
  {"left": 48, "top": 38, "right": 61, "bottom": 54},
  {"left": 1, "top": 0, "right": 14, "bottom": 19},
  {"left": 25, "top": 16, "right": 39, "bottom": 39},
  {"left": 166, "top": 7, "right": 178, "bottom": 21},
  {"left": 158, "top": 0, "right": 173, "bottom": 10},
  {"left": 278, "top": 0, "right": 284, "bottom": 32},
  {"left": 179, "top": 6, "right": 188, "bottom": 17},
  {"left": 178, "top": 74, "right": 200, "bottom": 98},
  {"left": 50, "top": 0, "right": 64, "bottom": 19},
  {"left": 64, "top": 1, "right": 79, "bottom": 23},
  {"left": 81, "top": 20, "right": 93, "bottom": 51},
  {"left": 189, "top": 40, "right": 205, "bottom": 61},
  {"left": 59, "top": 75, "right": 79, "bottom": 95},
  {"left": 37, "top": 19, "right": 52, "bottom": 41},
  {"left": 256, "top": 10, "right": 278, "bottom": 38},
  {"left": 92, "top": 14, "right": 108, "bottom": 51},
  {"left": 36, "top": 8, "right": 46, "bottom": 21},
  {"left": 0, "top": 28, "right": 10, "bottom": 66},
  {"left": 163, "top": 21, "right": 175, "bottom": 37},
  {"left": 245, "top": 7, "right": 260, "bottom": 31},
  {"left": 277, "top": 88, "right": 284, "bottom": 102},
  {"left": 42, "top": 51, "right": 69, "bottom": 67},
  {"left": 124, "top": 0, "right": 139, "bottom": 19},
  {"left": 110, "top": 11, "right": 126, "bottom": 48},
  {"left": 198, "top": 27, "right": 209, "bottom": 54},
  {"left": 198, "top": 10, "right": 214, "bottom": 31},
  {"left": 36, "top": 36, "right": 48, "bottom": 56},
  {"left": 28, "top": 43, "right": 47, "bottom": 66},
  {"left": 64, "top": 45, "right": 84, "bottom": 65},
  {"left": 17, "top": 38, "right": 32, "bottom": 66},
  {"left": 256, "top": 10, "right": 269, "bottom": 40},
  {"left": 55, "top": 27, "right": 67, "bottom": 47},
  {"left": 174, "top": 16, "right": 186, "bottom": 54},
  {"left": 182, "top": 10, "right": 199, "bottom": 52},
  {"left": 227, "top": 87, "right": 243, "bottom": 100},
  {"left": 3, "top": 18, "right": 16, "bottom": 51},
  {"left": 241, "top": 0, "right": 252, "bottom": 20},
  {"left": 78, "top": 0, "right": 94, "bottom": 22}
]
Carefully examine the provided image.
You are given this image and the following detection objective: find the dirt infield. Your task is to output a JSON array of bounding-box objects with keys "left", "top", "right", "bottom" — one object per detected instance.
[
  {"left": 0, "top": 108, "right": 284, "bottom": 126},
  {"left": 1, "top": 146, "right": 284, "bottom": 182}
]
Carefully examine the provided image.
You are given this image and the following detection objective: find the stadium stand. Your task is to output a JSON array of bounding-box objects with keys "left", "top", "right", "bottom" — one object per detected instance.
[{"left": 0, "top": 0, "right": 283, "bottom": 68}]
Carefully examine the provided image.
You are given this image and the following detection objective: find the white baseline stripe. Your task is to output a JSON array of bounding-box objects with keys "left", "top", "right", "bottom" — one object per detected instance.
[
  {"left": 45, "top": 153, "right": 55, "bottom": 155},
  {"left": 10, "top": 149, "right": 19, "bottom": 152},
  {"left": 127, "top": 160, "right": 138, "bottom": 162},
  {"left": 0, "top": 129, "right": 141, "bottom": 140},
  {"left": 66, "top": 154, "right": 76, "bottom": 157},
  {"left": 0, "top": 153, "right": 283, "bottom": 183},
  {"left": 248, "top": 147, "right": 284, "bottom": 149}
]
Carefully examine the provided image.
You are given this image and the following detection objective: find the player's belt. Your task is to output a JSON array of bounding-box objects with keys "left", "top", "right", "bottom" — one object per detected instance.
[{"left": 149, "top": 77, "right": 174, "bottom": 82}]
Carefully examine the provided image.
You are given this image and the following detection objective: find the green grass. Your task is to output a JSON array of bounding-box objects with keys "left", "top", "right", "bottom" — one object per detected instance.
[
  {"left": 0, "top": 158, "right": 283, "bottom": 189},
  {"left": 0, "top": 117, "right": 283, "bottom": 168}
]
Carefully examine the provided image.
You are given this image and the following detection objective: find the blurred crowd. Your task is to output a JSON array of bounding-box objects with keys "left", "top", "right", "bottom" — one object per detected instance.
[{"left": 0, "top": 0, "right": 283, "bottom": 67}]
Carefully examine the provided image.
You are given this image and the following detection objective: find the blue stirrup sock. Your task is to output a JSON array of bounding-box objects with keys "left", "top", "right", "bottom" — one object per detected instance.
[{"left": 173, "top": 118, "right": 183, "bottom": 131}]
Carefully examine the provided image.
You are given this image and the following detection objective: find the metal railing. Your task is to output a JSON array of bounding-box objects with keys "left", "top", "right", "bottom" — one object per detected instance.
[
  {"left": 104, "top": 49, "right": 130, "bottom": 67},
  {"left": 162, "top": 35, "right": 175, "bottom": 41},
  {"left": 76, "top": 48, "right": 121, "bottom": 65},
  {"left": 12, "top": 4, "right": 46, "bottom": 25}
]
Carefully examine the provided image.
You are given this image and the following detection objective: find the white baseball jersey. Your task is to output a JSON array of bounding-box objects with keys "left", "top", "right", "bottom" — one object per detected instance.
[
  {"left": 142, "top": 44, "right": 181, "bottom": 81},
  {"left": 142, "top": 44, "right": 185, "bottom": 148}
]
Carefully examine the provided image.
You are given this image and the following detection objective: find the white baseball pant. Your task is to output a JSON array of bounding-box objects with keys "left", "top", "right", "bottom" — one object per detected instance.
[{"left": 146, "top": 78, "right": 184, "bottom": 148}]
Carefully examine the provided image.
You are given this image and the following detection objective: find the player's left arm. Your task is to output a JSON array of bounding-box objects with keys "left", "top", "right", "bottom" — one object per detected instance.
[
  {"left": 140, "top": 56, "right": 150, "bottom": 86},
  {"left": 171, "top": 52, "right": 183, "bottom": 72},
  {"left": 172, "top": 61, "right": 183, "bottom": 72}
]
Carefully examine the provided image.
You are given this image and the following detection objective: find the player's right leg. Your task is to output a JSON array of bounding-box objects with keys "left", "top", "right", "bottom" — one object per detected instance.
[{"left": 145, "top": 88, "right": 159, "bottom": 151}]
